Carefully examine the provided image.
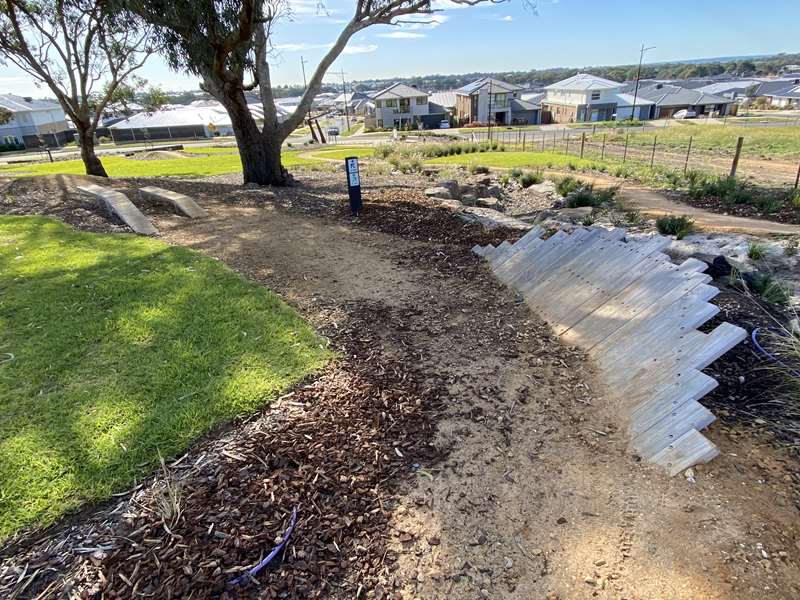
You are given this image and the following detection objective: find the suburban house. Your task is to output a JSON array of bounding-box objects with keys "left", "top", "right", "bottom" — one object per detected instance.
[
  {"left": 541, "top": 73, "right": 654, "bottom": 123},
  {"left": 751, "top": 78, "right": 800, "bottom": 108},
  {"left": 633, "top": 83, "right": 735, "bottom": 117},
  {"left": 364, "top": 83, "right": 432, "bottom": 130},
  {"left": 0, "top": 94, "right": 69, "bottom": 150},
  {"left": 107, "top": 100, "right": 289, "bottom": 142},
  {"left": 455, "top": 78, "right": 524, "bottom": 125}
]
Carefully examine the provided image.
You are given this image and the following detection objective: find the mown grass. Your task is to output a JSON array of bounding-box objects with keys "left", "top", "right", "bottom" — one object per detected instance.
[
  {"left": 0, "top": 216, "right": 332, "bottom": 539},
  {"left": 0, "top": 150, "right": 320, "bottom": 178},
  {"left": 590, "top": 124, "right": 800, "bottom": 158},
  {"left": 426, "top": 151, "right": 598, "bottom": 170},
  {"left": 308, "top": 147, "right": 375, "bottom": 160}
]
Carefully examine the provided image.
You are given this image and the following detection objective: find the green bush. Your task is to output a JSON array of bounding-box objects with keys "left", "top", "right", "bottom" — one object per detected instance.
[
  {"left": 518, "top": 171, "right": 543, "bottom": 188},
  {"left": 656, "top": 214, "right": 695, "bottom": 239},
  {"left": 469, "top": 164, "right": 490, "bottom": 174},
  {"left": 556, "top": 175, "right": 579, "bottom": 196},
  {"left": 747, "top": 240, "right": 766, "bottom": 260},
  {"left": 745, "top": 272, "right": 790, "bottom": 305},
  {"left": 565, "top": 188, "right": 599, "bottom": 208},
  {"left": 625, "top": 209, "right": 645, "bottom": 225},
  {"left": 784, "top": 237, "right": 799, "bottom": 256},
  {"left": 755, "top": 195, "right": 784, "bottom": 215},
  {"left": 374, "top": 144, "right": 394, "bottom": 159},
  {"left": 789, "top": 189, "right": 800, "bottom": 209},
  {"left": 510, "top": 168, "right": 523, "bottom": 178}
]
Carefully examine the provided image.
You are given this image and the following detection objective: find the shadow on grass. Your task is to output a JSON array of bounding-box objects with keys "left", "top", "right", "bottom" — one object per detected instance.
[{"left": 0, "top": 216, "right": 332, "bottom": 540}]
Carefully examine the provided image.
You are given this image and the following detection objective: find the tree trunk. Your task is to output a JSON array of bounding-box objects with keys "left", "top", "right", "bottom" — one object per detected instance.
[
  {"left": 76, "top": 122, "right": 108, "bottom": 177},
  {"left": 221, "top": 86, "right": 289, "bottom": 186}
]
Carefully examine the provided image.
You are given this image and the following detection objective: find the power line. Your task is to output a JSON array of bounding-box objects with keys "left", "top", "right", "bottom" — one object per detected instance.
[{"left": 630, "top": 44, "right": 656, "bottom": 122}]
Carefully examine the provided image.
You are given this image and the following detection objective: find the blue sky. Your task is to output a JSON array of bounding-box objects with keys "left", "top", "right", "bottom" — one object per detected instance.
[{"left": 2, "top": 0, "right": 798, "bottom": 97}]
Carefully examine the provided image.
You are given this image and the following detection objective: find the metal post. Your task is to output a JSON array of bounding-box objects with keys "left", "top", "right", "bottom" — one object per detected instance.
[
  {"left": 601, "top": 133, "right": 606, "bottom": 160},
  {"left": 650, "top": 135, "right": 657, "bottom": 168},
  {"left": 565, "top": 134, "right": 570, "bottom": 155},
  {"left": 553, "top": 130, "right": 557, "bottom": 151},
  {"left": 580, "top": 132, "right": 586, "bottom": 159},
  {"left": 794, "top": 160, "right": 800, "bottom": 189},
  {"left": 522, "top": 132, "right": 526, "bottom": 152},
  {"left": 730, "top": 136, "right": 744, "bottom": 178},
  {"left": 623, "top": 133, "right": 629, "bottom": 162},
  {"left": 684, "top": 136, "right": 693, "bottom": 175}
]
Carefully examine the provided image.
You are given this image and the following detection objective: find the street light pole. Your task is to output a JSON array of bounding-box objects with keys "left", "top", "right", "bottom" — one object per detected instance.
[{"left": 631, "top": 44, "right": 655, "bottom": 122}]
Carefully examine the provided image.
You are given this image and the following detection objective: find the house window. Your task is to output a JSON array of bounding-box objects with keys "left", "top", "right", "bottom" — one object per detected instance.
[
  {"left": 399, "top": 98, "right": 410, "bottom": 112},
  {"left": 384, "top": 99, "right": 397, "bottom": 108},
  {"left": 416, "top": 96, "right": 426, "bottom": 105},
  {"left": 375, "top": 100, "right": 382, "bottom": 108},
  {"left": 591, "top": 92, "right": 601, "bottom": 101}
]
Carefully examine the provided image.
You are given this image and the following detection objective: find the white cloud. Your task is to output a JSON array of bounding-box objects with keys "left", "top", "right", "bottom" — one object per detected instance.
[
  {"left": 273, "top": 42, "right": 331, "bottom": 52},
  {"left": 377, "top": 31, "right": 427, "bottom": 39},
  {"left": 343, "top": 44, "right": 379, "bottom": 55},
  {"left": 404, "top": 14, "right": 449, "bottom": 29},
  {"left": 498, "top": 15, "right": 514, "bottom": 22}
]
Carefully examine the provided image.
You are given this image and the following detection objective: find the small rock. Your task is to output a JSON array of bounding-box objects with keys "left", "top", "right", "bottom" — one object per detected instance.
[
  {"left": 504, "top": 557, "right": 514, "bottom": 569},
  {"left": 556, "top": 517, "right": 567, "bottom": 525},
  {"left": 461, "top": 193, "right": 478, "bottom": 207},
  {"left": 428, "top": 536, "right": 441, "bottom": 546},
  {"left": 475, "top": 197, "right": 502, "bottom": 210},
  {"left": 684, "top": 468, "right": 696, "bottom": 483},
  {"left": 424, "top": 186, "right": 453, "bottom": 199}
]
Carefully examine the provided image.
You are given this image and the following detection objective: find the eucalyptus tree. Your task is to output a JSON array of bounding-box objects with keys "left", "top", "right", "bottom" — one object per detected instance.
[
  {"left": 125, "top": 0, "right": 499, "bottom": 186},
  {"left": 0, "top": 0, "right": 155, "bottom": 176}
]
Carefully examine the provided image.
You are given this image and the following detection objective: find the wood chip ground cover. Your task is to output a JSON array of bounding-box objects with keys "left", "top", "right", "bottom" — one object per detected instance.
[{"left": 2, "top": 170, "right": 800, "bottom": 599}]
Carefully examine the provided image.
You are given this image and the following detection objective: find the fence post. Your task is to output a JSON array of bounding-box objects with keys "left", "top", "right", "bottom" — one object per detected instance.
[
  {"left": 730, "top": 136, "right": 744, "bottom": 178},
  {"left": 650, "top": 135, "right": 657, "bottom": 168},
  {"left": 553, "top": 130, "right": 557, "bottom": 151},
  {"left": 542, "top": 132, "right": 546, "bottom": 152},
  {"left": 522, "top": 132, "right": 526, "bottom": 152},
  {"left": 601, "top": 134, "right": 606, "bottom": 160},
  {"left": 795, "top": 161, "right": 800, "bottom": 189},
  {"left": 580, "top": 132, "right": 586, "bottom": 159},
  {"left": 565, "top": 134, "right": 570, "bottom": 155},
  {"left": 623, "top": 133, "right": 629, "bottom": 163},
  {"left": 684, "top": 136, "right": 693, "bottom": 175}
]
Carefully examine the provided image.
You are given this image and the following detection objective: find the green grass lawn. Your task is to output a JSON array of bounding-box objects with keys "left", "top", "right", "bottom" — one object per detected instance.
[
  {"left": 0, "top": 216, "right": 332, "bottom": 539},
  {"left": 590, "top": 124, "right": 800, "bottom": 158},
  {"left": 426, "top": 150, "right": 598, "bottom": 170},
  {"left": 0, "top": 150, "right": 321, "bottom": 178},
  {"left": 308, "top": 147, "right": 375, "bottom": 160}
]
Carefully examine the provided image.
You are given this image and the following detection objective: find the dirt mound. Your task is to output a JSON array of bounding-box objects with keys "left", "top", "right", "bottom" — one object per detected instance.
[{"left": 126, "top": 150, "right": 190, "bottom": 160}]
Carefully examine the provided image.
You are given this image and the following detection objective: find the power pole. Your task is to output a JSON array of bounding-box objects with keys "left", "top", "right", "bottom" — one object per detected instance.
[
  {"left": 487, "top": 78, "right": 493, "bottom": 142},
  {"left": 630, "top": 44, "right": 655, "bottom": 122},
  {"left": 335, "top": 68, "right": 351, "bottom": 132}
]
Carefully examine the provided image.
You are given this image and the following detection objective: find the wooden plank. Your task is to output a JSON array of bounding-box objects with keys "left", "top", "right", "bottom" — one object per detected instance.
[
  {"left": 139, "top": 186, "right": 207, "bottom": 218},
  {"left": 629, "top": 371, "right": 719, "bottom": 436},
  {"left": 650, "top": 429, "right": 720, "bottom": 476},
  {"left": 489, "top": 226, "right": 544, "bottom": 268},
  {"left": 77, "top": 184, "right": 158, "bottom": 236},
  {"left": 630, "top": 400, "right": 716, "bottom": 459},
  {"left": 504, "top": 230, "right": 575, "bottom": 289}
]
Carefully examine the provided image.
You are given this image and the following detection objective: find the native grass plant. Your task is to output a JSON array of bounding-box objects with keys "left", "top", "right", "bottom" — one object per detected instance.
[
  {"left": 785, "top": 237, "right": 799, "bottom": 257},
  {"left": 469, "top": 164, "right": 490, "bottom": 175},
  {"left": 655, "top": 214, "right": 695, "bottom": 239},
  {"left": 748, "top": 240, "right": 767, "bottom": 261},
  {"left": 563, "top": 182, "right": 618, "bottom": 209},
  {"left": 155, "top": 453, "right": 182, "bottom": 529}
]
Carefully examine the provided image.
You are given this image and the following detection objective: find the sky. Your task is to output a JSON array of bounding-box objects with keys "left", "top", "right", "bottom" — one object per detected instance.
[{"left": 2, "top": 0, "right": 799, "bottom": 97}]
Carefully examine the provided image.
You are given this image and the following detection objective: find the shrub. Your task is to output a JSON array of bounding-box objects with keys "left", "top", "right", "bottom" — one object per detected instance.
[
  {"left": 518, "top": 171, "right": 543, "bottom": 188},
  {"left": 747, "top": 240, "right": 766, "bottom": 260},
  {"left": 664, "top": 169, "right": 684, "bottom": 189},
  {"left": 469, "top": 164, "right": 490, "bottom": 174},
  {"left": 755, "top": 195, "right": 784, "bottom": 215},
  {"left": 785, "top": 237, "right": 799, "bottom": 256},
  {"left": 656, "top": 215, "right": 695, "bottom": 239},
  {"left": 745, "top": 272, "right": 790, "bottom": 305},
  {"left": 510, "top": 168, "right": 523, "bottom": 178},
  {"left": 625, "top": 209, "right": 645, "bottom": 225},
  {"left": 791, "top": 189, "right": 800, "bottom": 209},
  {"left": 565, "top": 187, "right": 600, "bottom": 208},
  {"left": 581, "top": 214, "right": 595, "bottom": 226},
  {"left": 374, "top": 144, "right": 394, "bottom": 159},
  {"left": 499, "top": 173, "right": 511, "bottom": 186},
  {"left": 556, "top": 175, "right": 579, "bottom": 196},
  {"left": 594, "top": 186, "right": 618, "bottom": 205}
]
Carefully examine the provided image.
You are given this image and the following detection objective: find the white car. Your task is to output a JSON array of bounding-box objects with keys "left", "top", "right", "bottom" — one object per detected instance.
[
  {"left": 439, "top": 120, "right": 451, "bottom": 129},
  {"left": 672, "top": 109, "right": 697, "bottom": 119}
]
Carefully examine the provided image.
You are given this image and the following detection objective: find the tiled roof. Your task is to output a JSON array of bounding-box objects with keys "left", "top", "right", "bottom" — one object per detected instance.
[{"left": 544, "top": 73, "right": 621, "bottom": 91}]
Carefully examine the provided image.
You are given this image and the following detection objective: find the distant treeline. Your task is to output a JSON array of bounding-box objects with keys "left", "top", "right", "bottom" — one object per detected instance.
[
  {"left": 158, "top": 52, "right": 800, "bottom": 102},
  {"left": 347, "top": 52, "right": 800, "bottom": 93}
]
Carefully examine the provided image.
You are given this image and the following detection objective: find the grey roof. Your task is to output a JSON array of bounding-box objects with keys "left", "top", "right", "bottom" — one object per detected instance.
[
  {"left": 545, "top": 73, "right": 621, "bottom": 91},
  {"left": 0, "top": 94, "right": 62, "bottom": 113},
  {"left": 456, "top": 77, "right": 521, "bottom": 95},
  {"left": 613, "top": 92, "right": 654, "bottom": 106},
  {"left": 755, "top": 78, "right": 800, "bottom": 97},
  {"left": 520, "top": 91, "right": 545, "bottom": 104},
  {"left": 371, "top": 83, "right": 428, "bottom": 100},
  {"left": 428, "top": 90, "right": 457, "bottom": 109},
  {"left": 766, "top": 85, "right": 800, "bottom": 99},
  {"left": 635, "top": 84, "right": 733, "bottom": 107},
  {"left": 695, "top": 80, "right": 762, "bottom": 96},
  {"left": 510, "top": 97, "right": 540, "bottom": 111}
]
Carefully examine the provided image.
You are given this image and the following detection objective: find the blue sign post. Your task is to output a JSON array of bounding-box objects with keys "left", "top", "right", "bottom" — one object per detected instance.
[{"left": 345, "top": 156, "right": 362, "bottom": 216}]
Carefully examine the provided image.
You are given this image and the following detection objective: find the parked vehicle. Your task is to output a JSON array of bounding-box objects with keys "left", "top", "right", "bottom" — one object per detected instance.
[
  {"left": 439, "top": 120, "right": 450, "bottom": 129},
  {"left": 327, "top": 127, "right": 340, "bottom": 136},
  {"left": 672, "top": 109, "right": 697, "bottom": 119}
]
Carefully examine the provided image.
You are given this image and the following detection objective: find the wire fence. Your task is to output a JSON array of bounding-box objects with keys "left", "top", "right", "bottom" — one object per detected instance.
[{"left": 455, "top": 127, "right": 800, "bottom": 189}]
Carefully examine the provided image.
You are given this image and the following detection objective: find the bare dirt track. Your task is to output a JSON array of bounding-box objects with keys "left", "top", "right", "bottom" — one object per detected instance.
[{"left": 2, "top": 172, "right": 800, "bottom": 599}]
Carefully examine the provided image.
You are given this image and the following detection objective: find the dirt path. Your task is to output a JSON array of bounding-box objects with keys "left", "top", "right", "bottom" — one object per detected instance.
[
  {"left": 544, "top": 170, "right": 800, "bottom": 236},
  {"left": 2, "top": 174, "right": 799, "bottom": 598},
  {"left": 151, "top": 179, "right": 800, "bottom": 599}
]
